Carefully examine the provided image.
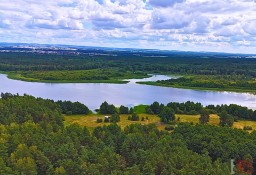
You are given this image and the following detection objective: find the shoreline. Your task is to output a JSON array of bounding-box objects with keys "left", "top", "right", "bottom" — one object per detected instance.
[
  {"left": 1, "top": 71, "right": 256, "bottom": 94},
  {"left": 2, "top": 71, "right": 147, "bottom": 84},
  {"left": 137, "top": 81, "right": 256, "bottom": 94}
]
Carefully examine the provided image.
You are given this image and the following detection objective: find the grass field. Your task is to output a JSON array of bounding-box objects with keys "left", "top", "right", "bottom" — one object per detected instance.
[
  {"left": 65, "top": 113, "right": 256, "bottom": 132},
  {"left": 64, "top": 114, "right": 164, "bottom": 130}
]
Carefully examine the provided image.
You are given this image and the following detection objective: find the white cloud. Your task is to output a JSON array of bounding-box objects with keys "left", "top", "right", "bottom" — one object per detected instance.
[
  {"left": 243, "top": 20, "right": 256, "bottom": 35},
  {"left": 147, "top": 0, "right": 185, "bottom": 7},
  {"left": 0, "top": 0, "right": 256, "bottom": 53}
]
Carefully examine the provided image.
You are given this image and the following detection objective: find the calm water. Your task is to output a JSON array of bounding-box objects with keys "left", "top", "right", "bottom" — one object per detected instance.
[{"left": 0, "top": 74, "right": 255, "bottom": 110}]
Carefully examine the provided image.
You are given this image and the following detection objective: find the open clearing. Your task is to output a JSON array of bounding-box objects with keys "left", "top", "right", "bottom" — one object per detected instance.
[{"left": 65, "top": 114, "right": 256, "bottom": 131}]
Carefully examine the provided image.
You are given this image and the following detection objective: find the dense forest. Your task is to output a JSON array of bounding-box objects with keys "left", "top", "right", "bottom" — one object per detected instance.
[
  {"left": 0, "top": 51, "right": 256, "bottom": 91},
  {"left": 0, "top": 52, "right": 256, "bottom": 76},
  {"left": 1, "top": 94, "right": 256, "bottom": 174},
  {"left": 142, "top": 75, "right": 256, "bottom": 92}
]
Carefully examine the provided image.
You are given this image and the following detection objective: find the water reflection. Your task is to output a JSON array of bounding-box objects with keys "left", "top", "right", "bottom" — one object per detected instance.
[{"left": 0, "top": 74, "right": 255, "bottom": 110}]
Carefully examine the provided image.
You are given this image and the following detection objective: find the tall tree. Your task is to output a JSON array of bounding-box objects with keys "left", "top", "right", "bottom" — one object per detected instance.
[
  {"left": 199, "top": 110, "right": 210, "bottom": 124},
  {"left": 158, "top": 107, "right": 175, "bottom": 124},
  {"left": 219, "top": 110, "right": 234, "bottom": 127}
]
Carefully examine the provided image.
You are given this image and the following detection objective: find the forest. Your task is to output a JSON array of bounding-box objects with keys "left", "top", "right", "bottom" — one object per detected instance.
[
  {"left": 0, "top": 51, "right": 256, "bottom": 92},
  {"left": 141, "top": 75, "right": 256, "bottom": 92},
  {"left": 1, "top": 93, "right": 256, "bottom": 174}
]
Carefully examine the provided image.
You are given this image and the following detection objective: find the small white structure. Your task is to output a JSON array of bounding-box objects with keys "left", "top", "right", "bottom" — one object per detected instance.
[{"left": 104, "top": 116, "right": 109, "bottom": 119}]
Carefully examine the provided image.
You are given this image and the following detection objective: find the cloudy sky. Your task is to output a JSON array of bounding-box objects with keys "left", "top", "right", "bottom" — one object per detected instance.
[{"left": 0, "top": 0, "right": 256, "bottom": 53}]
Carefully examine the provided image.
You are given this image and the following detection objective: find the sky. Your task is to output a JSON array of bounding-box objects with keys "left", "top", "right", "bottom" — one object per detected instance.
[{"left": 0, "top": 0, "right": 256, "bottom": 53}]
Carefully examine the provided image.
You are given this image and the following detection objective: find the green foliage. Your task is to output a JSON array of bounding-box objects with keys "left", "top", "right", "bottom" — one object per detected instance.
[
  {"left": 150, "top": 101, "right": 160, "bottom": 114},
  {"left": 243, "top": 126, "right": 253, "bottom": 130},
  {"left": 56, "top": 100, "right": 90, "bottom": 115},
  {"left": 158, "top": 106, "right": 175, "bottom": 124},
  {"left": 133, "top": 105, "right": 147, "bottom": 114},
  {"left": 150, "top": 74, "right": 256, "bottom": 92},
  {"left": 110, "top": 114, "right": 120, "bottom": 123},
  {"left": 104, "top": 117, "right": 110, "bottom": 123},
  {"left": 129, "top": 108, "right": 134, "bottom": 114},
  {"left": 99, "top": 101, "right": 117, "bottom": 114},
  {"left": 8, "top": 68, "right": 148, "bottom": 83},
  {"left": 173, "top": 123, "right": 256, "bottom": 163},
  {"left": 2, "top": 51, "right": 256, "bottom": 92},
  {"left": 128, "top": 114, "right": 139, "bottom": 121},
  {"left": 145, "top": 106, "right": 154, "bottom": 114},
  {"left": 206, "top": 104, "right": 256, "bottom": 121},
  {"left": 199, "top": 110, "right": 210, "bottom": 124},
  {"left": 219, "top": 110, "right": 234, "bottom": 127},
  {"left": 0, "top": 93, "right": 63, "bottom": 129},
  {"left": 96, "top": 118, "right": 103, "bottom": 123},
  {"left": 0, "top": 93, "right": 256, "bottom": 174},
  {"left": 167, "top": 101, "right": 203, "bottom": 114},
  {"left": 119, "top": 105, "right": 129, "bottom": 114}
]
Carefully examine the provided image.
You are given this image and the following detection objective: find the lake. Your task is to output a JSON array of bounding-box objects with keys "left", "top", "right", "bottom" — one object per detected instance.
[{"left": 0, "top": 74, "right": 255, "bottom": 110}]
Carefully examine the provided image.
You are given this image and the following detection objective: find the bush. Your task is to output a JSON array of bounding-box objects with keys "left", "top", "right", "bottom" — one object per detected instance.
[
  {"left": 243, "top": 126, "right": 253, "bottom": 130},
  {"left": 145, "top": 106, "right": 154, "bottom": 114},
  {"left": 110, "top": 114, "right": 120, "bottom": 123},
  {"left": 66, "top": 111, "right": 72, "bottom": 115},
  {"left": 165, "top": 125, "right": 175, "bottom": 131},
  {"left": 131, "top": 114, "right": 140, "bottom": 121},
  {"left": 104, "top": 117, "right": 110, "bottom": 123},
  {"left": 158, "top": 107, "right": 175, "bottom": 124},
  {"left": 97, "top": 118, "right": 103, "bottom": 123},
  {"left": 141, "top": 117, "right": 145, "bottom": 121}
]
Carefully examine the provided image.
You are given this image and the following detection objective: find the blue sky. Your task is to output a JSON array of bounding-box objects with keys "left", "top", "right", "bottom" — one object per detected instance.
[{"left": 0, "top": 0, "right": 256, "bottom": 53}]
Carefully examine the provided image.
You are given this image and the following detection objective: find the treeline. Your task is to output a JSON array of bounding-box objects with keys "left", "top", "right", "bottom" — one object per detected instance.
[
  {"left": 153, "top": 75, "right": 256, "bottom": 91},
  {"left": 98, "top": 101, "right": 131, "bottom": 115},
  {"left": 97, "top": 100, "right": 256, "bottom": 126},
  {"left": 0, "top": 93, "right": 90, "bottom": 117},
  {"left": 146, "top": 101, "right": 256, "bottom": 120},
  {"left": 1, "top": 52, "right": 256, "bottom": 77},
  {"left": 56, "top": 100, "right": 90, "bottom": 115},
  {"left": 206, "top": 104, "right": 256, "bottom": 121},
  {"left": 145, "top": 101, "right": 256, "bottom": 126}
]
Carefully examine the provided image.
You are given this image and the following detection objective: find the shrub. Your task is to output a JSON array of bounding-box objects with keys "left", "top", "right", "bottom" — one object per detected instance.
[
  {"left": 243, "top": 126, "right": 253, "bottom": 130},
  {"left": 131, "top": 114, "right": 139, "bottom": 121},
  {"left": 110, "top": 114, "right": 120, "bottom": 123},
  {"left": 104, "top": 117, "right": 110, "bottom": 123},
  {"left": 97, "top": 118, "right": 103, "bottom": 123},
  {"left": 165, "top": 125, "right": 175, "bottom": 131},
  {"left": 66, "top": 111, "right": 72, "bottom": 115}
]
